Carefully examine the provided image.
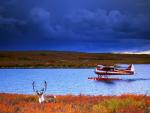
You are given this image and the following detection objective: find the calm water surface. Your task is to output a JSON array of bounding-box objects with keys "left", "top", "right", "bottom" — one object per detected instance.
[{"left": 0, "top": 64, "right": 149, "bottom": 95}]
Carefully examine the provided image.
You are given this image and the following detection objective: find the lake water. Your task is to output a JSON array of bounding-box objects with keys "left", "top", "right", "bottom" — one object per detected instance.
[{"left": 0, "top": 64, "right": 150, "bottom": 95}]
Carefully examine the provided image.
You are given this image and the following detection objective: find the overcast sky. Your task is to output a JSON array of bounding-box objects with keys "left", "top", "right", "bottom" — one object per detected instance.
[{"left": 0, "top": 0, "right": 150, "bottom": 52}]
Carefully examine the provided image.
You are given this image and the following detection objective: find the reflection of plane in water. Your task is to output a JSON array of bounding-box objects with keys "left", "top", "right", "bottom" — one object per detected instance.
[{"left": 88, "top": 64, "right": 135, "bottom": 81}]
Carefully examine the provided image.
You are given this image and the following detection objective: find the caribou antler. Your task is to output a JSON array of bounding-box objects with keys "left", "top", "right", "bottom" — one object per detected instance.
[
  {"left": 44, "top": 81, "right": 47, "bottom": 92},
  {"left": 32, "top": 81, "right": 47, "bottom": 92},
  {"left": 39, "top": 81, "right": 47, "bottom": 93},
  {"left": 32, "top": 81, "right": 36, "bottom": 92}
]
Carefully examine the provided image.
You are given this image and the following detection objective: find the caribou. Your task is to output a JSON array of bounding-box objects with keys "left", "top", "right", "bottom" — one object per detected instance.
[{"left": 32, "top": 81, "right": 56, "bottom": 103}]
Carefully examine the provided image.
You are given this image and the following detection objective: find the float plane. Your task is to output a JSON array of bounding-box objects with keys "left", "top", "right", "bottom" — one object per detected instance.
[{"left": 88, "top": 64, "right": 135, "bottom": 81}]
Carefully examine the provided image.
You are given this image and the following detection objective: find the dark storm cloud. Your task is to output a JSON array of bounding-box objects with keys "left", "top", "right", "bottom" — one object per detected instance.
[
  {"left": 0, "top": 0, "right": 150, "bottom": 51},
  {"left": 0, "top": 16, "right": 26, "bottom": 46},
  {"left": 62, "top": 9, "right": 150, "bottom": 51},
  {"left": 65, "top": 9, "right": 150, "bottom": 38},
  {"left": 29, "top": 8, "right": 150, "bottom": 40}
]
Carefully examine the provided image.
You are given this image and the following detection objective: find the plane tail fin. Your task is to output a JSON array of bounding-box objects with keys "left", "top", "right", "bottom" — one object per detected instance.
[{"left": 127, "top": 64, "right": 135, "bottom": 72}]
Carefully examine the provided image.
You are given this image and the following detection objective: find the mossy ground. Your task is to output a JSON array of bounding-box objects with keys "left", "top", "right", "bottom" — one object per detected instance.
[{"left": 0, "top": 93, "right": 149, "bottom": 113}]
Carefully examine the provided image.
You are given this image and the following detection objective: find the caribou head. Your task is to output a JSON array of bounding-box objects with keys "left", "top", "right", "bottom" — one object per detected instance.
[{"left": 32, "top": 81, "right": 47, "bottom": 104}]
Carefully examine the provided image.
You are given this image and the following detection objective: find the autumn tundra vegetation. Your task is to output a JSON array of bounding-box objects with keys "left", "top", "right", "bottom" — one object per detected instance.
[{"left": 0, "top": 93, "right": 149, "bottom": 113}]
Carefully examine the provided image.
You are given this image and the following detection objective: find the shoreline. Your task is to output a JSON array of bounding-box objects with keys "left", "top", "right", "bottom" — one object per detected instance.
[
  {"left": 0, "top": 92, "right": 150, "bottom": 96},
  {"left": 1, "top": 92, "right": 150, "bottom": 96},
  {"left": 0, "top": 64, "right": 150, "bottom": 69},
  {"left": 0, "top": 66, "right": 95, "bottom": 69}
]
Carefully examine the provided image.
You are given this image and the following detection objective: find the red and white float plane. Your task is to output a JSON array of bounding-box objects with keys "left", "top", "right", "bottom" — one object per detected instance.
[{"left": 88, "top": 64, "right": 135, "bottom": 81}]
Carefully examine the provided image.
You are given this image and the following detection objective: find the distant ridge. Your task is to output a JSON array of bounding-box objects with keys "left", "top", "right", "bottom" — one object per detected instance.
[{"left": 114, "top": 50, "right": 150, "bottom": 55}]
